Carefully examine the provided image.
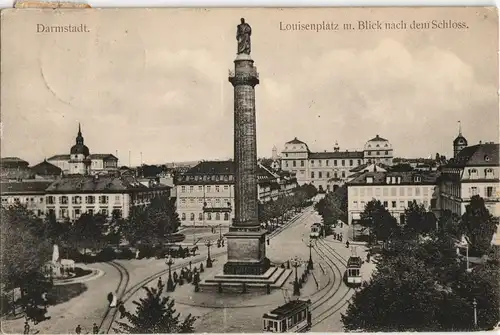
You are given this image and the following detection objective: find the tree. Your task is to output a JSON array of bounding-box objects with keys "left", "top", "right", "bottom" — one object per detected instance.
[
  {"left": 0, "top": 205, "right": 52, "bottom": 320},
  {"left": 68, "top": 213, "right": 106, "bottom": 252},
  {"left": 461, "top": 196, "right": 498, "bottom": 255},
  {"left": 359, "top": 200, "right": 399, "bottom": 243},
  {"left": 403, "top": 201, "right": 436, "bottom": 238},
  {"left": 114, "top": 280, "right": 196, "bottom": 333},
  {"left": 437, "top": 210, "right": 463, "bottom": 239}
]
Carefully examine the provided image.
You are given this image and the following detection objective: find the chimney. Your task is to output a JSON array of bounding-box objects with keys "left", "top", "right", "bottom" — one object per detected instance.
[{"left": 479, "top": 140, "right": 482, "bottom": 144}]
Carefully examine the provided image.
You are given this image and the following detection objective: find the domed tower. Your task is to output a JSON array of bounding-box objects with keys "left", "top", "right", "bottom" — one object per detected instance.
[
  {"left": 69, "top": 123, "right": 91, "bottom": 175},
  {"left": 333, "top": 141, "right": 340, "bottom": 152},
  {"left": 453, "top": 121, "right": 468, "bottom": 158}
]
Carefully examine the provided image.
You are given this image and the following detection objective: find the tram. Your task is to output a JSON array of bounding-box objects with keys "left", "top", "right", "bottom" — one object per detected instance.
[
  {"left": 344, "top": 256, "right": 362, "bottom": 287},
  {"left": 310, "top": 222, "right": 323, "bottom": 238},
  {"left": 262, "top": 299, "right": 312, "bottom": 333}
]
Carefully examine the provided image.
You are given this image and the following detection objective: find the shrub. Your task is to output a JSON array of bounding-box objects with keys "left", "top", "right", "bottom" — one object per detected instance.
[
  {"left": 138, "top": 245, "right": 155, "bottom": 259},
  {"left": 117, "top": 247, "right": 135, "bottom": 260},
  {"left": 96, "top": 247, "right": 117, "bottom": 262}
]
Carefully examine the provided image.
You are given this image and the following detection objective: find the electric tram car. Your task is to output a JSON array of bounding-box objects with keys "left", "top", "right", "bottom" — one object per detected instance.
[
  {"left": 344, "top": 256, "right": 362, "bottom": 287},
  {"left": 310, "top": 222, "right": 323, "bottom": 238},
  {"left": 262, "top": 299, "right": 312, "bottom": 333}
]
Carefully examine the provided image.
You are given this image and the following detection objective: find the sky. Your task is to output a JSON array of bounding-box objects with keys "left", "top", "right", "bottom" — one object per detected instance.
[{"left": 1, "top": 7, "right": 498, "bottom": 166}]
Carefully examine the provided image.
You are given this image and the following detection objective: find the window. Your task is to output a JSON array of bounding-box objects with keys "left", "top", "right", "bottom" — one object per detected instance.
[
  {"left": 414, "top": 176, "right": 422, "bottom": 183},
  {"left": 224, "top": 213, "right": 229, "bottom": 220},
  {"left": 301, "top": 160, "right": 305, "bottom": 167},
  {"left": 86, "top": 196, "right": 95, "bottom": 204},
  {"left": 485, "top": 168, "right": 494, "bottom": 178},
  {"left": 334, "top": 172, "right": 338, "bottom": 179},
  {"left": 87, "top": 209, "right": 94, "bottom": 215},
  {"left": 407, "top": 187, "right": 413, "bottom": 196},
  {"left": 216, "top": 198, "right": 220, "bottom": 204},
  {"left": 326, "top": 160, "right": 329, "bottom": 166},
  {"left": 342, "top": 171, "right": 345, "bottom": 178},
  {"left": 342, "top": 160, "right": 345, "bottom": 166},
  {"left": 216, "top": 186, "right": 220, "bottom": 192},
  {"left": 216, "top": 213, "right": 221, "bottom": 220},
  {"left": 101, "top": 209, "right": 108, "bottom": 216},
  {"left": 318, "top": 160, "right": 322, "bottom": 167},
  {"left": 399, "top": 187, "right": 405, "bottom": 196},
  {"left": 189, "top": 186, "right": 194, "bottom": 193},
  {"left": 207, "top": 186, "right": 212, "bottom": 192},
  {"left": 408, "top": 201, "right": 413, "bottom": 207},
  {"left": 368, "top": 151, "right": 371, "bottom": 156},
  {"left": 181, "top": 213, "right": 186, "bottom": 220},
  {"left": 190, "top": 213, "right": 195, "bottom": 221},
  {"left": 353, "top": 201, "right": 358, "bottom": 209},
  {"left": 198, "top": 186, "right": 203, "bottom": 191},
  {"left": 293, "top": 160, "right": 296, "bottom": 167},
  {"left": 399, "top": 201, "right": 405, "bottom": 208},
  {"left": 47, "top": 196, "right": 55, "bottom": 204},
  {"left": 470, "top": 187, "right": 478, "bottom": 196},
  {"left": 360, "top": 188, "right": 365, "bottom": 196},
  {"left": 367, "top": 188, "right": 373, "bottom": 196},
  {"left": 392, "top": 201, "right": 397, "bottom": 208},
  {"left": 383, "top": 188, "right": 388, "bottom": 196},
  {"left": 285, "top": 161, "right": 289, "bottom": 168},
  {"left": 349, "top": 160, "right": 353, "bottom": 166},
  {"left": 415, "top": 187, "right": 421, "bottom": 196},
  {"left": 74, "top": 208, "right": 81, "bottom": 218},
  {"left": 207, "top": 213, "right": 212, "bottom": 220},
  {"left": 375, "top": 188, "right": 381, "bottom": 196},
  {"left": 487, "top": 187, "right": 494, "bottom": 197},
  {"left": 318, "top": 172, "right": 322, "bottom": 178},
  {"left": 72, "top": 196, "right": 82, "bottom": 204},
  {"left": 311, "top": 172, "right": 315, "bottom": 179},
  {"left": 190, "top": 198, "right": 195, "bottom": 204},
  {"left": 352, "top": 188, "right": 358, "bottom": 196},
  {"left": 423, "top": 187, "right": 429, "bottom": 196},
  {"left": 181, "top": 186, "right": 186, "bottom": 193},
  {"left": 181, "top": 199, "right": 186, "bottom": 205},
  {"left": 327, "top": 172, "right": 330, "bottom": 178},
  {"left": 361, "top": 201, "right": 365, "bottom": 208},
  {"left": 469, "top": 169, "right": 478, "bottom": 179},
  {"left": 99, "top": 196, "right": 108, "bottom": 204},
  {"left": 376, "top": 151, "right": 380, "bottom": 156},
  {"left": 383, "top": 201, "right": 388, "bottom": 208},
  {"left": 60, "top": 196, "right": 68, "bottom": 204},
  {"left": 334, "top": 160, "right": 337, "bottom": 166},
  {"left": 423, "top": 200, "right": 428, "bottom": 208},
  {"left": 311, "top": 160, "right": 315, "bottom": 166},
  {"left": 391, "top": 187, "right": 397, "bottom": 196},
  {"left": 224, "top": 185, "right": 229, "bottom": 191}
]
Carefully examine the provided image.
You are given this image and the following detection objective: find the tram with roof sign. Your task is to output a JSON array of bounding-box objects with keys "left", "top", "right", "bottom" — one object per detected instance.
[
  {"left": 310, "top": 222, "right": 323, "bottom": 238},
  {"left": 262, "top": 299, "right": 312, "bottom": 333},
  {"left": 344, "top": 256, "right": 363, "bottom": 287}
]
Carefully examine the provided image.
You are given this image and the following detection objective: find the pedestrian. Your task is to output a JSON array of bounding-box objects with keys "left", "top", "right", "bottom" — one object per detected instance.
[
  {"left": 221, "top": 239, "right": 225, "bottom": 247},
  {"left": 118, "top": 303, "right": 126, "bottom": 319},
  {"left": 346, "top": 240, "right": 350, "bottom": 248},
  {"left": 75, "top": 325, "right": 82, "bottom": 334},
  {"left": 92, "top": 323, "right": 99, "bottom": 334},
  {"left": 158, "top": 277, "right": 163, "bottom": 287},
  {"left": 189, "top": 261, "right": 192, "bottom": 270},
  {"left": 107, "top": 292, "right": 113, "bottom": 305},
  {"left": 267, "top": 238, "right": 270, "bottom": 245},
  {"left": 23, "top": 320, "right": 30, "bottom": 335}
]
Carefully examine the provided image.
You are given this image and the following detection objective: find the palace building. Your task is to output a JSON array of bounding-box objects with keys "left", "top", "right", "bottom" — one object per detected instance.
[
  {"left": 47, "top": 124, "right": 118, "bottom": 175},
  {"left": 280, "top": 135, "right": 394, "bottom": 192},
  {"left": 175, "top": 160, "right": 298, "bottom": 227}
]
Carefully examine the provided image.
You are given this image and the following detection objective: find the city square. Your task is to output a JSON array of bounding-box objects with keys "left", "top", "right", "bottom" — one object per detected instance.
[{"left": 1, "top": 7, "right": 499, "bottom": 334}]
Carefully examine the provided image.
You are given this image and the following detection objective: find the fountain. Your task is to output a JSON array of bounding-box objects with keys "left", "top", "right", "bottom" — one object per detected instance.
[{"left": 45, "top": 244, "right": 75, "bottom": 279}]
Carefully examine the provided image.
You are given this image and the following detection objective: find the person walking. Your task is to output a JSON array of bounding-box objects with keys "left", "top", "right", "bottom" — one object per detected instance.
[
  {"left": 346, "top": 240, "right": 350, "bottom": 248},
  {"left": 23, "top": 320, "right": 30, "bottom": 335},
  {"left": 92, "top": 323, "right": 99, "bottom": 334},
  {"left": 75, "top": 325, "right": 82, "bottom": 334},
  {"left": 118, "top": 303, "right": 126, "bottom": 319}
]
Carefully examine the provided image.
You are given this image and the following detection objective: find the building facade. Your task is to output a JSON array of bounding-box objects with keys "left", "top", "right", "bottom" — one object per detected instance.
[
  {"left": 1, "top": 181, "right": 54, "bottom": 216},
  {"left": 280, "top": 135, "right": 394, "bottom": 192},
  {"left": 437, "top": 142, "right": 499, "bottom": 217},
  {"left": 47, "top": 124, "right": 118, "bottom": 175},
  {"left": 347, "top": 171, "right": 440, "bottom": 225},
  {"left": 175, "top": 161, "right": 298, "bottom": 226}
]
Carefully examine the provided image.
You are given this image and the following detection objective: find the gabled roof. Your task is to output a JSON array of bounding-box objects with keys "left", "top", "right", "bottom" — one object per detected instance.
[
  {"left": 48, "top": 154, "right": 71, "bottom": 161},
  {"left": 31, "top": 160, "right": 62, "bottom": 176},
  {"left": 1, "top": 181, "right": 54, "bottom": 194},
  {"left": 45, "top": 175, "right": 166, "bottom": 194},
  {"left": 184, "top": 161, "right": 233, "bottom": 175},
  {"left": 309, "top": 151, "right": 364, "bottom": 159},
  {"left": 285, "top": 137, "right": 306, "bottom": 145},
  {"left": 347, "top": 171, "right": 440, "bottom": 186},
  {"left": 449, "top": 143, "right": 499, "bottom": 167},
  {"left": 367, "top": 134, "right": 388, "bottom": 142}
]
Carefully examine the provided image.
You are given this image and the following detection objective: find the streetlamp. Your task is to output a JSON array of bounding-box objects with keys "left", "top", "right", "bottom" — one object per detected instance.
[
  {"left": 165, "top": 256, "right": 175, "bottom": 292},
  {"left": 306, "top": 240, "right": 314, "bottom": 270},
  {"left": 205, "top": 240, "right": 213, "bottom": 268},
  {"left": 291, "top": 257, "right": 301, "bottom": 296},
  {"left": 219, "top": 224, "right": 222, "bottom": 240},
  {"left": 473, "top": 298, "right": 477, "bottom": 328}
]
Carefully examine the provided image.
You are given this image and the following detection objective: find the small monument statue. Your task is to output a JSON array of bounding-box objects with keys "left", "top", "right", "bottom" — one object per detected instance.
[
  {"left": 51, "top": 244, "right": 61, "bottom": 277},
  {"left": 236, "top": 18, "right": 251, "bottom": 55}
]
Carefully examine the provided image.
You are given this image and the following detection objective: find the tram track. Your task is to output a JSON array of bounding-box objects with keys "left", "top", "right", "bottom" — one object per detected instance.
[
  {"left": 98, "top": 208, "right": 313, "bottom": 333},
  {"left": 310, "top": 238, "right": 354, "bottom": 328}
]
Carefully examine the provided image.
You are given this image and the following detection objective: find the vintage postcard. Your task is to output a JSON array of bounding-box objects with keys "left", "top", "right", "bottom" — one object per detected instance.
[{"left": 0, "top": 6, "right": 499, "bottom": 334}]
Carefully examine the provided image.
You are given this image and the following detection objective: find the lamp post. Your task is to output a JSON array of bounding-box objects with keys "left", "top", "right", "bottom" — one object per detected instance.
[
  {"left": 473, "top": 298, "right": 477, "bottom": 328},
  {"left": 466, "top": 243, "right": 471, "bottom": 272},
  {"left": 165, "top": 256, "right": 175, "bottom": 292},
  {"left": 219, "top": 224, "right": 222, "bottom": 240},
  {"left": 292, "top": 257, "right": 301, "bottom": 296},
  {"left": 306, "top": 240, "right": 314, "bottom": 270},
  {"left": 205, "top": 240, "right": 213, "bottom": 268}
]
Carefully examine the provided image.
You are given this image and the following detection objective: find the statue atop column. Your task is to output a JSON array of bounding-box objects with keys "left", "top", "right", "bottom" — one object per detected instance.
[{"left": 236, "top": 18, "right": 251, "bottom": 55}]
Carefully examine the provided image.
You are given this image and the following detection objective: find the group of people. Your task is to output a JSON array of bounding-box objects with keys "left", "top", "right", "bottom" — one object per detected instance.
[
  {"left": 74, "top": 323, "right": 99, "bottom": 334},
  {"left": 332, "top": 232, "right": 343, "bottom": 242}
]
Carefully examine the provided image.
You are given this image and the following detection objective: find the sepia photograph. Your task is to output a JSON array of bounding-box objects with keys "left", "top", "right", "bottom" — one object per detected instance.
[{"left": 0, "top": 6, "right": 499, "bottom": 334}]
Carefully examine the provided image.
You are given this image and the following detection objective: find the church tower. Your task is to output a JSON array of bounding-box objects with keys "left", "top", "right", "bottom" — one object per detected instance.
[
  {"left": 453, "top": 121, "right": 468, "bottom": 158},
  {"left": 69, "top": 123, "right": 91, "bottom": 175}
]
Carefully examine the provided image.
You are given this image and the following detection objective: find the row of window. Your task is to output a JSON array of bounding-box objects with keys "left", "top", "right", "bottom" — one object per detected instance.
[
  {"left": 366, "top": 151, "right": 390, "bottom": 156},
  {"left": 180, "top": 198, "right": 232, "bottom": 206},
  {"left": 467, "top": 168, "right": 495, "bottom": 179},
  {"left": 311, "top": 171, "right": 346, "bottom": 179},
  {"left": 352, "top": 199, "right": 429, "bottom": 210},
  {"left": 470, "top": 186, "right": 496, "bottom": 198},
  {"left": 1, "top": 197, "right": 44, "bottom": 204},
  {"left": 179, "top": 174, "right": 234, "bottom": 182},
  {"left": 180, "top": 212, "right": 230, "bottom": 221},
  {"left": 51, "top": 207, "right": 121, "bottom": 218},
  {"left": 180, "top": 185, "right": 231, "bottom": 193},
  {"left": 46, "top": 195, "right": 120, "bottom": 205},
  {"left": 285, "top": 159, "right": 363, "bottom": 168},
  {"left": 351, "top": 186, "right": 433, "bottom": 197}
]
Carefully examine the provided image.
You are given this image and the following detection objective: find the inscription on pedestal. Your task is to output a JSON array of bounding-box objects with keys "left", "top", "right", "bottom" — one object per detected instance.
[{"left": 227, "top": 237, "right": 261, "bottom": 262}]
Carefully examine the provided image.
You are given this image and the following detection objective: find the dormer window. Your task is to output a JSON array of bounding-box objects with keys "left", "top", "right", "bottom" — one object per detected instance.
[
  {"left": 414, "top": 176, "right": 422, "bottom": 183},
  {"left": 366, "top": 176, "right": 374, "bottom": 184},
  {"left": 376, "top": 144, "right": 380, "bottom": 147},
  {"left": 485, "top": 168, "right": 494, "bottom": 178},
  {"left": 485, "top": 155, "right": 490, "bottom": 162},
  {"left": 469, "top": 169, "right": 478, "bottom": 179},
  {"left": 386, "top": 176, "right": 391, "bottom": 184}
]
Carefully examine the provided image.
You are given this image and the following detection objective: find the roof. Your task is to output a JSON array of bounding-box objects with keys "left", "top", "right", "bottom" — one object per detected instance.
[
  {"left": 264, "top": 299, "right": 310, "bottom": 319},
  {"left": 1, "top": 181, "right": 53, "bottom": 195},
  {"left": 448, "top": 143, "right": 499, "bottom": 167},
  {"left": 1, "top": 157, "right": 29, "bottom": 165},
  {"left": 347, "top": 256, "right": 363, "bottom": 268},
  {"left": 48, "top": 154, "right": 118, "bottom": 161},
  {"left": 0, "top": 169, "right": 35, "bottom": 180},
  {"left": 367, "top": 134, "right": 388, "bottom": 142},
  {"left": 45, "top": 175, "right": 169, "bottom": 194},
  {"left": 309, "top": 151, "right": 364, "bottom": 159},
  {"left": 453, "top": 134, "right": 468, "bottom": 146},
  {"left": 31, "top": 160, "right": 62, "bottom": 176},
  {"left": 286, "top": 137, "right": 306, "bottom": 145},
  {"left": 347, "top": 171, "right": 440, "bottom": 186}
]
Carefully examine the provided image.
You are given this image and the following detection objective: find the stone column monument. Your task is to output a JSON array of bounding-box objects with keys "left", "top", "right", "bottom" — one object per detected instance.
[{"left": 223, "top": 18, "right": 270, "bottom": 275}]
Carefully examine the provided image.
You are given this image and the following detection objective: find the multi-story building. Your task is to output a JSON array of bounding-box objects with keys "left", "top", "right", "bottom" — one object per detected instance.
[
  {"left": 0, "top": 157, "right": 34, "bottom": 181},
  {"left": 280, "top": 135, "right": 394, "bottom": 192},
  {"left": 47, "top": 124, "right": 118, "bottom": 175},
  {"left": 44, "top": 174, "right": 171, "bottom": 220},
  {"left": 437, "top": 141, "right": 499, "bottom": 217},
  {"left": 175, "top": 161, "right": 298, "bottom": 227},
  {"left": 347, "top": 171, "right": 440, "bottom": 225},
  {"left": 30, "top": 160, "right": 63, "bottom": 180},
  {"left": 0, "top": 180, "right": 54, "bottom": 216}
]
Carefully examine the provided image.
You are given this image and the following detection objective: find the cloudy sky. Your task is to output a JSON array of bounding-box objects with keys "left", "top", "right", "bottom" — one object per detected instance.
[{"left": 1, "top": 7, "right": 498, "bottom": 166}]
